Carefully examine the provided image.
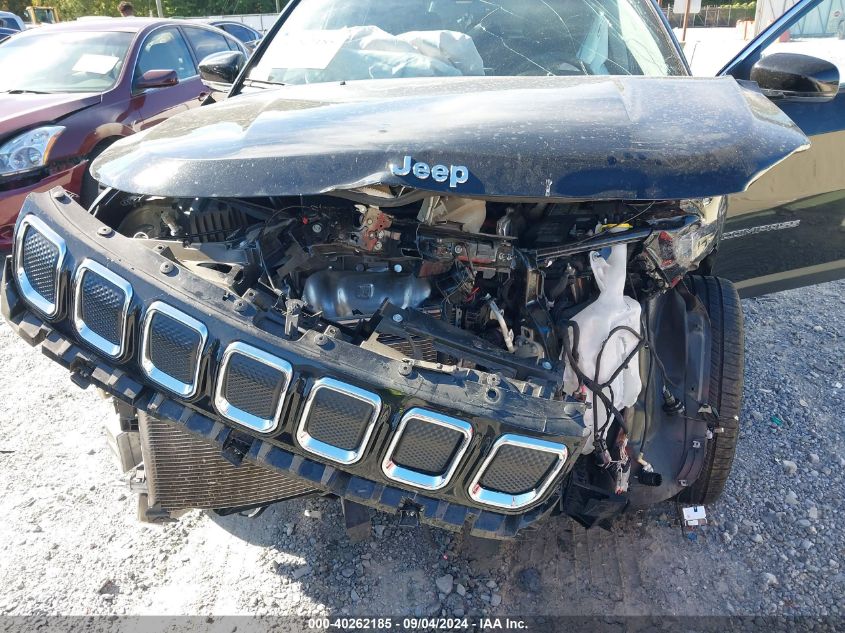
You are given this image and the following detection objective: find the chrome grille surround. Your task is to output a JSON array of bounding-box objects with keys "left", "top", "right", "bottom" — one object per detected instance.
[
  {"left": 140, "top": 301, "right": 208, "bottom": 397},
  {"left": 381, "top": 408, "right": 473, "bottom": 490},
  {"left": 296, "top": 377, "right": 382, "bottom": 465},
  {"left": 468, "top": 434, "right": 568, "bottom": 510},
  {"left": 214, "top": 341, "right": 293, "bottom": 433},
  {"left": 72, "top": 259, "right": 133, "bottom": 358},
  {"left": 14, "top": 214, "right": 66, "bottom": 318}
]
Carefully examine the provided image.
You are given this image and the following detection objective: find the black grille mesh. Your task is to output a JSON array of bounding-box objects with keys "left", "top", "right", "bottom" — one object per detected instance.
[
  {"left": 391, "top": 418, "right": 463, "bottom": 475},
  {"left": 147, "top": 312, "right": 201, "bottom": 384},
  {"left": 140, "top": 414, "right": 315, "bottom": 511},
  {"left": 479, "top": 444, "right": 559, "bottom": 495},
  {"left": 22, "top": 227, "right": 59, "bottom": 303},
  {"left": 304, "top": 388, "right": 375, "bottom": 451},
  {"left": 222, "top": 353, "right": 288, "bottom": 420},
  {"left": 377, "top": 334, "right": 437, "bottom": 362},
  {"left": 80, "top": 271, "right": 125, "bottom": 346}
]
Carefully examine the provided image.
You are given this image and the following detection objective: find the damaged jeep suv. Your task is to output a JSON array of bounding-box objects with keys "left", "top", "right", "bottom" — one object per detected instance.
[{"left": 3, "top": 0, "right": 843, "bottom": 538}]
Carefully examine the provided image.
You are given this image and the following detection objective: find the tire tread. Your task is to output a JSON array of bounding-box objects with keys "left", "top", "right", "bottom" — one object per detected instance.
[{"left": 683, "top": 276, "right": 744, "bottom": 505}]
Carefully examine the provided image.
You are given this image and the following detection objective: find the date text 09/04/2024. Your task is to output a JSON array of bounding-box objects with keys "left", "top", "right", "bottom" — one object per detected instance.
[{"left": 307, "top": 617, "right": 529, "bottom": 630}]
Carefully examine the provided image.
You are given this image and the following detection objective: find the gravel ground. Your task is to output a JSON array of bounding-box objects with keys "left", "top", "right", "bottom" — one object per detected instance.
[{"left": 0, "top": 280, "right": 842, "bottom": 619}]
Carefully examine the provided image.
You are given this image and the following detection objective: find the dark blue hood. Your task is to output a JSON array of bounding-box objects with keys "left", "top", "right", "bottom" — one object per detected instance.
[{"left": 92, "top": 75, "right": 809, "bottom": 201}]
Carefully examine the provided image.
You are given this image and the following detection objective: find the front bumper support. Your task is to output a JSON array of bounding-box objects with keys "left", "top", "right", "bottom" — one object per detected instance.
[{"left": 1, "top": 190, "right": 592, "bottom": 539}]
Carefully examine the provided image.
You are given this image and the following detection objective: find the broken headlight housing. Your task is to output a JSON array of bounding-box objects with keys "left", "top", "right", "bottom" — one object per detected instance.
[{"left": 642, "top": 197, "right": 726, "bottom": 287}]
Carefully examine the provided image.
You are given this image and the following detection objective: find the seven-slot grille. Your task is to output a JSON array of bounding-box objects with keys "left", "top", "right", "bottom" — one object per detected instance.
[
  {"left": 468, "top": 434, "right": 568, "bottom": 509},
  {"left": 12, "top": 213, "right": 573, "bottom": 513},
  {"left": 382, "top": 408, "right": 473, "bottom": 490},
  {"left": 214, "top": 341, "right": 292, "bottom": 433},
  {"left": 296, "top": 377, "right": 382, "bottom": 464},
  {"left": 141, "top": 301, "right": 208, "bottom": 397},
  {"left": 14, "top": 215, "right": 66, "bottom": 317},
  {"left": 73, "top": 260, "right": 133, "bottom": 358}
]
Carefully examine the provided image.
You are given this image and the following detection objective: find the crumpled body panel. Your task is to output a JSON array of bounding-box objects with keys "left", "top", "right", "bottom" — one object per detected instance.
[{"left": 92, "top": 75, "right": 809, "bottom": 201}]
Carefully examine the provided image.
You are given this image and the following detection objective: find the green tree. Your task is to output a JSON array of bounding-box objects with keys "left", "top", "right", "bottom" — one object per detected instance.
[{"left": 1, "top": 0, "right": 279, "bottom": 20}]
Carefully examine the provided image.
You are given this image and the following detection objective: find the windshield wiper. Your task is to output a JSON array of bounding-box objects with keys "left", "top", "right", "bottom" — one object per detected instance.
[
  {"left": 4, "top": 89, "right": 54, "bottom": 94},
  {"left": 242, "top": 78, "right": 284, "bottom": 89}
]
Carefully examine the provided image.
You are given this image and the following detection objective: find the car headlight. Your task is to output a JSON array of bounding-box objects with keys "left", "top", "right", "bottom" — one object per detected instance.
[{"left": 0, "top": 126, "right": 65, "bottom": 177}]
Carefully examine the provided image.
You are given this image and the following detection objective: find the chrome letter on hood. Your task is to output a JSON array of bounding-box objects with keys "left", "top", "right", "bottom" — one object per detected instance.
[{"left": 391, "top": 155, "right": 469, "bottom": 189}]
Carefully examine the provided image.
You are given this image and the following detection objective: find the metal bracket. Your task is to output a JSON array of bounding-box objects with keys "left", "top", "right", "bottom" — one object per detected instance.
[{"left": 397, "top": 501, "right": 422, "bottom": 528}]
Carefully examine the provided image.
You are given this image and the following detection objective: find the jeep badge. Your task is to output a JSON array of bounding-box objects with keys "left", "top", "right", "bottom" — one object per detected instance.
[{"left": 391, "top": 155, "right": 469, "bottom": 189}]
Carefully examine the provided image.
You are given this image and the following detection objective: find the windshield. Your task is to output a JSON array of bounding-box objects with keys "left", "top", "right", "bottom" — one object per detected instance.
[
  {"left": 0, "top": 30, "right": 133, "bottom": 93},
  {"left": 248, "top": 0, "right": 685, "bottom": 84}
]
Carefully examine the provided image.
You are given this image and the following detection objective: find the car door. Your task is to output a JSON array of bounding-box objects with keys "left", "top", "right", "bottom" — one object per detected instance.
[
  {"left": 713, "top": 0, "right": 845, "bottom": 296},
  {"left": 181, "top": 26, "right": 244, "bottom": 110},
  {"left": 132, "top": 26, "right": 201, "bottom": 130}
]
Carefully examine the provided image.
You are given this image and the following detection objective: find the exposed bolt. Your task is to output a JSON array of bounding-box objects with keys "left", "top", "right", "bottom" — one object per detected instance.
[
  {"left": 52, "top": 189, "right": 65, "bottom": 200},
  {"left": 366, "top": 218, "right": 374, "bottom": 226},
  {"left": 311, "top": 223, "right": 323, "bottom": 234},
  {"left": 541, "top": 360, "right": 553, "bottom": 370},
  {"left": 97, "top": 226, "right": 113, "bottom": 237},
  {"left": 374, "top": 241, "right": 383, "bottom": 251},
  {"left": 485, "top": 374, "right": 500, "bottom": 386},
  {"left": 159, "top": 262, "right": 173, "bottom": 274},
  {"left": 392, "top": 314, "right": 403, "bottom": 323},
  {"left": 454, "top": 244, "right": 464, "bottom": 254},
  {"left": 315, "top": 333, "right": 328, "bottom": 346},
  {"left": 233, "top": 299, "right": 247, "bottom": 313},
  {"left": 398, "top": 363, "right": 413, "bottom": 377}
]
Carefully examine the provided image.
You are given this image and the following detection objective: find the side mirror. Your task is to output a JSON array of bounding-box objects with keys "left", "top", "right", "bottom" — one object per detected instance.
[
  {"left": 751, "top": 53, "right": 839, "bottom": 102},
  {"left": 135, "top": 69, "right": 179, "bottom": 90},
  {"left": 199, "top": 50, "right": 246, "bottom": 94}
]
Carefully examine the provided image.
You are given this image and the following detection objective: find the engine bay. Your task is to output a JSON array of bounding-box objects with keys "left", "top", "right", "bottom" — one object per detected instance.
[{"left": 91, "top": 189, "right": 724, "bottom": 502}]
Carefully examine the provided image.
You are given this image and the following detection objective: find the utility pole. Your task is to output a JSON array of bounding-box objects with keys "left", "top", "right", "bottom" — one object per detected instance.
[
  {"left": 155, "top": 0, "right": 163, "bottom": 17},
  {"left": 275, "top": 0, "right": 280, "bottom": 12},
  {"left": 681, "top": 0, "right": 691, "bottom": 43}
]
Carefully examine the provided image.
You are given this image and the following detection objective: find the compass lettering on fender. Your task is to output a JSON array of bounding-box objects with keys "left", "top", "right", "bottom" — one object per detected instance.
[{"left": 391, "top": 155, "right": 469, "bottom": 189}]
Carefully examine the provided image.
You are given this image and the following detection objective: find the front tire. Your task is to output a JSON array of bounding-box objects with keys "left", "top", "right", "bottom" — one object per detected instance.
[
  {"left": 682, "top": 276, "right": 744, "bottom": 505},
  {"left": 79, "top": 143, "right": 113, "bottom": 209}
]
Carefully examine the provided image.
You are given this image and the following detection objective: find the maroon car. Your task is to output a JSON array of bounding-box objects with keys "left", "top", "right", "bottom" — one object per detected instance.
[{"left": 0, "top": 18, "right": 247, "bottom": 249}]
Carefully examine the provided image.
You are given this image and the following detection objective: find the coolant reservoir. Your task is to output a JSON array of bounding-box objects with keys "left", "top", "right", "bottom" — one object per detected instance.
[{"left": 562, "top": 243, "right": 642, "bottom": 450}]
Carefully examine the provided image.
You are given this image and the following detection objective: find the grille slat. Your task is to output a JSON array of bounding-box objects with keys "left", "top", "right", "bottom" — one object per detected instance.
[
  {"left": 392, "top": 419, "right": 462, "bottom": 475},
  {"left": 15, "top": 216, "right": 66, "bottom": 318},
  {"left": 469, "top": 434, "right": 568, "bottom": 510},
  {"left": 141, "top": 414, "right": 316, "bottom": 512},
  {"left": 73, "top": 260, "right": 133, "bottom": 358},
  {"left": 141, "top": 302, "right": 208, "bottom": 397},
  {"left": 81, "top": 273, "right": 123, "bottom": 345},
  {"left": 22, "top": 228, "right": 59, "bottom": 303},
  {"left": 224, "top": 355, "right": 283, "bottom": 419},
  {"left": 214, "top": 342, "right": 292, "bottom": 433},
  {"left": 478, "top": 444, "right": 558, "bottom": 495},
  {"left": 304, "top": 390, "right": 375, "bottom": 451},
  {"left": 382, "top": 408, "right": 472, "bottom": 491},
  {"left": 296, "top": 378, "right": 381, "bottom": 465},
  {"left": 148, "top": 314, "right": 201, "bottom": 384}
]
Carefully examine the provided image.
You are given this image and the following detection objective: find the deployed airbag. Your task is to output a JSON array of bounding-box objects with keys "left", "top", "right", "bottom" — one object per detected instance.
[{"left": 253, "top": 26, "right": 484, "bottom": 84}]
